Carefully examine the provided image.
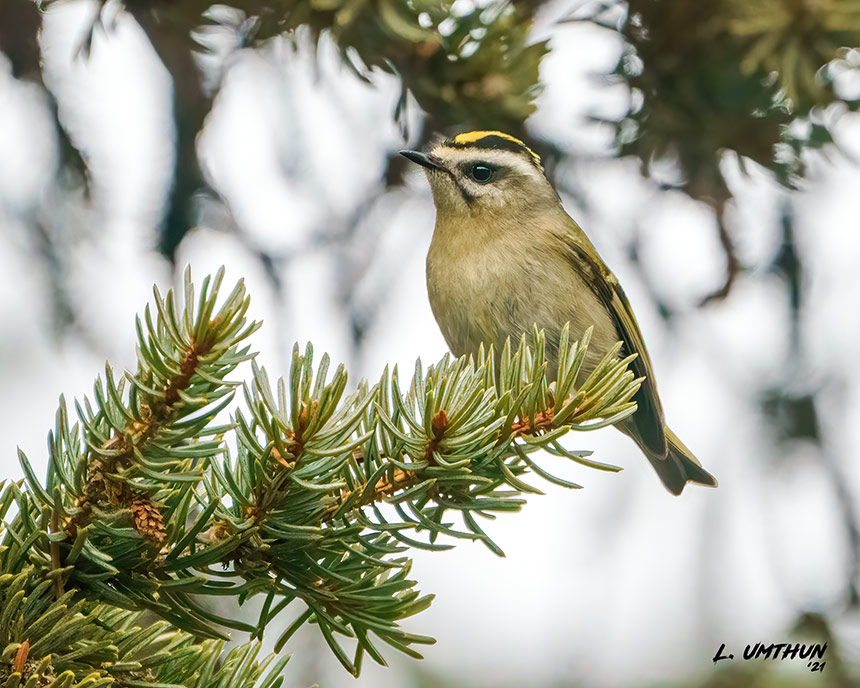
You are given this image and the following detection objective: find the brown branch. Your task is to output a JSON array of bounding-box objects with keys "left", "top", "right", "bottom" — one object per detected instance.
[
  {"left": 67, "top": 331, "right": 216, "bottom": 539},
  {"left": 225, "top": 395, "right": 594, "bottom": 569},
  {"left": 322, "top": 467, "right": 418, "bottom": 521},
  {"left": 321, "top": 406, "right": 563, "bottom": 520},
  {"left": 510, "top": 408, "right": 555, "bottom": 436},
  {"left": 324, "top": 410, "right": 451, "bottom": 518},
  {"left": 12, "top": 639, "right": 29, "bottom": 674},
  {"left": 127, "top": 6, "right": 213, "bottom": 261},
  {"left": 369, "top": 467, "right": 416, "bottom": 499},
  {"left": 270, "top": 401, "right": 319, "bottom": 469},
  {"left": 424, "top": 410, "right": 448, "bottom": 466},
  {"left": 700, "top": 201, "right": 741, "bottom": 305}
]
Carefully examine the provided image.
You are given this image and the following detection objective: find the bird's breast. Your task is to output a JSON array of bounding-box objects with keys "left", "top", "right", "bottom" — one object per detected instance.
[
  {"left": 425, "top": 216, "right": 619, "bottom": 380},
  {"left": 426, "top": 230, "right": 521, "bottom": 358}
]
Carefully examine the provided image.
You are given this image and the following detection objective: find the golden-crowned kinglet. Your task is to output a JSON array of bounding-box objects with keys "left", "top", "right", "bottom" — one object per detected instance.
[{"left": 401, "top": 130, "right": 716, "bottom": 494}]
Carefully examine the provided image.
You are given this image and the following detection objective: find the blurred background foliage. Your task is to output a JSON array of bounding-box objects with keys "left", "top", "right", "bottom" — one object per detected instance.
[{"left": 2, "top": 0, "right": 860, "bottom": 686}]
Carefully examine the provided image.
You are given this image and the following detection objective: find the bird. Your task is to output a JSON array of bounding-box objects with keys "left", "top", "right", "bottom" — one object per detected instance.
[{"left": 400, "top": 130, "right": 717, "bottom": 495}]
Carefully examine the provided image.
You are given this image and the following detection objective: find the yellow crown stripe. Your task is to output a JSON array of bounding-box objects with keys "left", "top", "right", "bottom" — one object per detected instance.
[
  {"left": 452, "top": 130, "right": 524, "bottom": 146},
  {"left": 451, "top": 130, "right": 542, "bottom": 167}
]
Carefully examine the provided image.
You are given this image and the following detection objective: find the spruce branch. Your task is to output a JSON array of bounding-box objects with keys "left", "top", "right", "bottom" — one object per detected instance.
[
  {"left": 4, "top": 270, "right": 641, "bottom": 681},
  {"left": 213, "top": 325, "right": 639, "bottom": 674},
  {"left": 0, "top": 560, "right": 288, "bottom": 688},
  {"left": 16, "top": 267, "right": 260, "bottom": 637}
]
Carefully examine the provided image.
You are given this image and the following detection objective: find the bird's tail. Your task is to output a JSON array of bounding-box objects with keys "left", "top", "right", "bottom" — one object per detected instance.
[{"left": 646, "top": 427, "right": 718, "bottom": 495}]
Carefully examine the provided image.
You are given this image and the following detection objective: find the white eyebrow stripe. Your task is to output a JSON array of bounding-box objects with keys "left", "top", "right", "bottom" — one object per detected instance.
[{"left": 432, "top": 146, "right": 543, "bottom": 180}]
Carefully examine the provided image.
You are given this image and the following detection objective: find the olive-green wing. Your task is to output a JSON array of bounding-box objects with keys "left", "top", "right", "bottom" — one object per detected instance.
[{"left": 558, "top": 231, "right": 668, "bottom": 457}]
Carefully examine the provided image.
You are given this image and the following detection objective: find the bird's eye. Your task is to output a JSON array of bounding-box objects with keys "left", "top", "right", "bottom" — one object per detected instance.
[{"left": 469, "top": 163, "right": 495, "bottom": 183}]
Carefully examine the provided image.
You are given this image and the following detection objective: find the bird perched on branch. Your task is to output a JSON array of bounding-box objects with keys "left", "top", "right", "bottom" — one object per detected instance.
[{"left": 400, "top": 130, "right": 717, "bottom": 495}]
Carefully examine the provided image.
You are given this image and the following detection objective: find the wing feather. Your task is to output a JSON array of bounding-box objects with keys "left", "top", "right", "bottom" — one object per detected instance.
[{"left": 558, "top": 232, "right": 668, "bottom": 457}]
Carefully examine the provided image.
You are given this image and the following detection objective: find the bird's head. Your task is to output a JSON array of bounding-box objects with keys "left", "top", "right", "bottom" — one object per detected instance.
[{"left": 400, "top": 131, "right": 558, "bottom": 219}]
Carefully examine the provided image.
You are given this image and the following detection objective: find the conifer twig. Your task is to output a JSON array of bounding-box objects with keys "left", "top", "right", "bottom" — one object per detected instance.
[{"left": 4, "top": 270, "right": 640, "bottom": 681}]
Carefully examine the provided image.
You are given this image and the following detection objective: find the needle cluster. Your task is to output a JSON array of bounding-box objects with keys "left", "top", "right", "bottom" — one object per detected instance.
[{"left": 0, "top": 269, "right": 640, "bottom": 685}]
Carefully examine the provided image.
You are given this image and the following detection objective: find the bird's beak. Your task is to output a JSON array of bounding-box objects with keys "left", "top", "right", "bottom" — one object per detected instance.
[{"left": 399, "top": 150, "right": 446, "bottom": 171}]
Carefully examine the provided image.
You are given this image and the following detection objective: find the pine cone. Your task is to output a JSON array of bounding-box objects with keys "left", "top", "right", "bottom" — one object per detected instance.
[{"left": 131, "top": 494, "right": 166, "bottom": 543}]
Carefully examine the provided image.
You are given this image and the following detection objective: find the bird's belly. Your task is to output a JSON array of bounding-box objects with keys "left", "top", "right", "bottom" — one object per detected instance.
[{"left": 426, "top": 246, "right": 618, "bottom": 380}]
